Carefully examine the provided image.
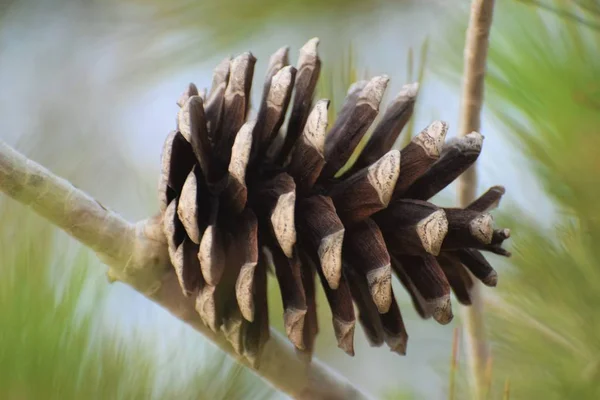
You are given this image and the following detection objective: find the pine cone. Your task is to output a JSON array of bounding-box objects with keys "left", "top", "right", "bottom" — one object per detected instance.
[{"left": 159, "top": 38, "right": 510, "bottom": 366}]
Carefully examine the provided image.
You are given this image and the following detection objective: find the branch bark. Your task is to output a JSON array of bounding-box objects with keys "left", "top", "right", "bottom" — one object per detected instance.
[
  {"left": 0, "top": 139, "right": 371, "bottom": 400},
  {"left": 457, "top": 1, "right": 496, "bottom": 399}
]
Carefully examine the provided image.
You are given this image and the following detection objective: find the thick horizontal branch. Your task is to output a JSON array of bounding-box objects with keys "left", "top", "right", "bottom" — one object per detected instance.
[
  {"left": 0, "top": 139, "right": 371, "bottom": 400},
  {"left": 0, "top": 140, "right": 168, "bottom": 291}
]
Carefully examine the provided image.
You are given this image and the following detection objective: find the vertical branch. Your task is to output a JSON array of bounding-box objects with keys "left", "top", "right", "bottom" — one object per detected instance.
[{"left": 457, "top": 1, "right": 496, "bottom": 399}]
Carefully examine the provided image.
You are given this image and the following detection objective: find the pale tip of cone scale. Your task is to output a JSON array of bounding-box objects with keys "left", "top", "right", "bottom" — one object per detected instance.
[
  {"left": 458, "top": 131, "right": 484, "bottom": 153},
  {"left": 413, "top": 120, "right": 448, "bottom": 158},
  {"left": 271, "top": 190, "right": 297, "bottom": 258},
  {"left": 469, "top": 213, "right": 494, "bottom": 245},
  {"left": 483, "top": 270, "right": 499, "bottom": 287},
  {"left": 399, "top": 81, "right": 419, "bottom": 99},
  {"left": 417, "top": 209, "right": 449, "bottom": 256},
  {"left": 318, "top": 229, "right": 344, "bottom": 290},
  {"left": 367, "top": 149, "right": 401, "bottom": 207},
  {"left": 386, "top": 331, "right": 408, "bottom": 356},
  {"left": 300, "top": 37, "right": 320, "bottom": 56},
  {"left": 267, "top": 66, "right": 295, "bottom": 108},
  {"left": 284, "top": 307, "right": 307, "bottom": 350},
  {"left": 333, "top": 317, "right": 356, "bottom": 356},
  {"left": 429, "top": 295, "right": 453, "bottom": 325},
  {"left": 367, "top": 264, "right": 393, "bottom": 314},
  {"left": 358, "top": 75, "right": 390, "bottom": 109}
]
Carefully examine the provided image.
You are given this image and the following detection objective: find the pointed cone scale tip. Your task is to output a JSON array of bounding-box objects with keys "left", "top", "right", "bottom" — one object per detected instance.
[
  {"left": 429, "top": 295, "right": 453, "bottom": 325},
  {"left": 270, "top": 46, "right": 289, "bottom": 63},
  {"left": 413, "top": 120, "right": 448, "bottom": 158},
  {"left": 284, "top": 308, "right": 307, "bottom": 350},
  {"left": 387, "top": 332, "right": 408, "bottom": 356},
  {"left": 494, "top": 185, "right": 506, "bottom": 194},
  {"left": 367, "top": 265, "right": 392, "bottom": 314},
  {"left": 333, "top": 318, "right": 356, "bottom": 356},
  {"left": 301, "top": 37, "right": 320, "bottom": 55},
  {"left": 483, "top": 270, "right": 498, "bottom": 287},
  {"left": 358, "top": 75, "right": 390, "bottom": 108},
  {"left": 267, "top": 66, "right": 295, "bottom": 107},
  {"left": 458, "top": 131, "right": 484, "bottom": 153},
  {"left": 236, "top": 263, "right": 257, "bottom": 322},
  {"left": 399, "top": 82, "right": 419, "bottom": 98},
  {"left": 347, "top": 80, "right": 368, "bottom": 95},
  {"left": 417, "top": 209, "right": 449, "bottom": 256}
]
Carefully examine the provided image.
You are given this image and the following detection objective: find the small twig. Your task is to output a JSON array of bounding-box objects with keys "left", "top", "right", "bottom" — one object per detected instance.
[
  {"left": 457, "top": 1, "right": 496, "bottom": 399},
  {"left": 0, "top": 139, "right": 371, "bottom": 400}
]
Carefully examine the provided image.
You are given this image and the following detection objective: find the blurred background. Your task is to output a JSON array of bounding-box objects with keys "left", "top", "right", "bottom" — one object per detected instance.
[{"left": 1, "top": 0, "right": 599, "bottom": 398}]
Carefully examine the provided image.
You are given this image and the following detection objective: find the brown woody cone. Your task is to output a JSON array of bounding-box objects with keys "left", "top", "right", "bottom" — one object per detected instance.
[{"left": 159, "top": 41, "right": 512, "bottom": 361}]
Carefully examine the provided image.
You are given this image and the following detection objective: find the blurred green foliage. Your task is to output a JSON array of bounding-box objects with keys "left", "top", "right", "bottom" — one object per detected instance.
[
  {"left": 437, "top": 1, "right": 600, "bottom": 398},
  {"left": 132, "top": 0, "right": 414, "bottom": 63}
]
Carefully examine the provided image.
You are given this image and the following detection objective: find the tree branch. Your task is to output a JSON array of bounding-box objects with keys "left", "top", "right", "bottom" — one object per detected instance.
[
  {"left": 0, "top": 139, "right": 371, "bottom": 400},
  {"left": 457, "top": 1, "right": 495, "bottom": 399}
]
